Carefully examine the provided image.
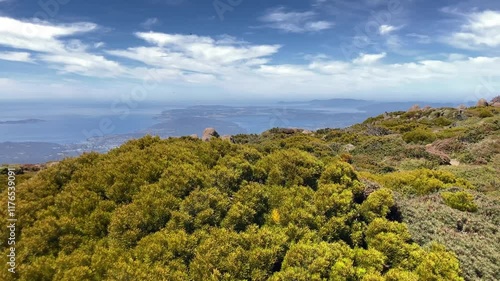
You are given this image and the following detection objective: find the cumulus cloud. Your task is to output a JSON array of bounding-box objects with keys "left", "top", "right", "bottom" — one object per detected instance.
[
  {"left": 258, "top": 7, "right": 334, "bottom": 33},
  {"left": 447, "top": 10, "right": 500, "bottom": 49},
  {"left": 1, "top": 16, "right": 500, "bottom": 101},
  {"left": 0, "top": 17, "right": 125, "bottom": 77},
  {"left": 0, "top": 17, "right": 96, "bottom": 53},
  {"left": 107, "top": 32, "right": 281, "bottom": 78}
]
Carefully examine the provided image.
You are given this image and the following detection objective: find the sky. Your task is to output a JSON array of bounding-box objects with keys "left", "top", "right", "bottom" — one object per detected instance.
[{"left": 0, "top": 0, "right": 499, "bottom": 102}]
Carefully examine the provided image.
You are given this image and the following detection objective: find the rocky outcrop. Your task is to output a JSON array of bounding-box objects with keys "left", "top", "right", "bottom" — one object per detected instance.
[
  {"left": 476, "top": 98, "right": 489, "bottom": 107},
  {"left": 221, "top": 135, "right": 235, "bottom": 143},
  {"left": 491, "top": 96, "right": 500, "bottom": 104},
  {"left": 202, "top": 128, "right": 219, "bottom": 142},
  {"left": 46, "top": 162, "right": 60, "bottom": 168},
  {"left": 282, "top": 128, "right": 301, "bottom": 134},
  {"left": 408, "top": 104, "right": 421, "bottom": 112},
  {"left": 492, "top": 102, "right": 500, "bottom": 108},
  {"left": 20, "top": 164, "right": 42, "bottom": 172},
  {"left": 302, "top": 130, "right": 313, "bottom": 135},
  {"left": 189, "top": 134, "right": 199, "bottom": 139},
  {"left": 343, "top": 144, "right": 356, "bottom": 152}
]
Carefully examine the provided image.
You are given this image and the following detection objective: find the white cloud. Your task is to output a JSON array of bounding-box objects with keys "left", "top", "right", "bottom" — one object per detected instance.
[
  {"left": 141, "top": 17, "right": 159, "bottom": 29},
  {"left": 0, "top": 17, "right": 96, "bottom": 53},
  {"left": 258, "top": 7, "right": 334, "bottom": 33},
  {"left": 304, "top": 21, "right": 334, "bottom": 32},
  {"left": 107, "top": 32, "right": 281, "bottom": 77},
  {"left": 308, "top": 60, "right": 350, "bottom": 74},
  {"left": 407, "top": 33, "right": 431, "bottom": 44},
  {"left": 258, "top": 64, "right": 315, "bottom": 77},
  {"left": 1, "top": 16, "right": 500, "bottom": 101},
  {"left": 0, "top": 51, "right": 32, "bottom": 63},
  {"left": 448, "top": 10, "right": 500, "bottom": 49},
  {"left": 447, "top": 53, "right": 467, "bottom": 61},
  {"left": 379, "top": 24, "right": 397, "bottom": 35},
  {"left": 94, "top": 42, "right": 106, "bottom": 48},
  {"left": 0, "top": 16, "right": 125, "bottom": 77},
  {"left": 353, "top": 53, "right": 386, "bottom": 64},
  {"left": 38, "top": 53, "right": 124, "bottom": 77}
]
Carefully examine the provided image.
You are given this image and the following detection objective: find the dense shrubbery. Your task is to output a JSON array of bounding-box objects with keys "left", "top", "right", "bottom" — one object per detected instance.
[
  {"left": 1, "top": 105, "right": 498, "bottom": 280},
  {"left": 1, "top": 137, "right": 466, "bottom": 281}
]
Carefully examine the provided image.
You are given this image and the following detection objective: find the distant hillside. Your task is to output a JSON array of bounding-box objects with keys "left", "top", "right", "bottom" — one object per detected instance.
[
  {"left": 0, "top": 119, "right": 46, "bottom": 125},
  {"left": 1, "top": 100, "right": 498, "bottom": 280}
]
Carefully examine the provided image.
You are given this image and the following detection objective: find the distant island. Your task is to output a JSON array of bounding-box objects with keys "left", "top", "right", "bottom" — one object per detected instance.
[{"left": 0, "top": 118, "right": 46, "bottom": 125}]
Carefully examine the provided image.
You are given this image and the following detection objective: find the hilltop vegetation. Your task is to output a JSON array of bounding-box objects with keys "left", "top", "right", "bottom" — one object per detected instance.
[{"left": 1, "top": 101, "right": 499, "bottom": 281}]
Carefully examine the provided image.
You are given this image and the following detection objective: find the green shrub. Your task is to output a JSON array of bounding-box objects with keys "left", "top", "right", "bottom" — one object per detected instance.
[
  {"left": 361, "top": 169, "right": 472, "bottom": 195},
  {"left": 403, "top": 129, "right": 436, "bottom": 144},
  {"left": 441, "top": 191, "right": 478, "bottom": 212},
  {"left": 436, "top": 127, "right": 466, "bottom": 139},
  {"left": 479, "top": 109, "right": 494, "bottom": 118},
  {"left": 432, "top": 117, "right": 453, "bottom": 127}
]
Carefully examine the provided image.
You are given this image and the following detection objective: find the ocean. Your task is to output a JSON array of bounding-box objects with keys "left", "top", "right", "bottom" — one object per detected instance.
[{"left": 0, "top": 100, "right": 173, "bottom": 144}]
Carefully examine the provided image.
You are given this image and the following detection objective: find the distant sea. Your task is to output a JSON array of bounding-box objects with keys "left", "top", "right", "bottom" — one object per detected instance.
[
  {"left": 0, "top": 101, "right": 178, "bottom": 144},
  {"left": 0, "top": 99, "right": 466, "bottom": 145},
  {"left": 0, "top": 100, "right": 365, "bottom": 144},
  {"left": 0, "top": 99, "right": 468, "bottom": 164}
]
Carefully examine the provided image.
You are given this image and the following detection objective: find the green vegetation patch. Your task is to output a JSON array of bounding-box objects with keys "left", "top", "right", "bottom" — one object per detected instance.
[{"left": 441, "top": 191, "right": 478, "bottom": 212}]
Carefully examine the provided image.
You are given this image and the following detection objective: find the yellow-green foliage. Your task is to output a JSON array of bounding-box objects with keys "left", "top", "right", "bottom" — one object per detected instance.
[
  {"left": 3, "top": 106, "right": 498, "bottom": 281},
  {"left": 479, "top": 109, "right": 494, "bottom": 118},
  {"left": 441, "top": 191, "right": 478, "bottom": 212},
  {"left": 403, "top": 128, "right": 437, "bottom": 144},
  {"left": 436, "top": 127, "right": 466, "bottom": 139},
  {"left": 361, "top": 169, "right": 472, "bottom": 195},
  {"left": 0, "top": 137, "right": 465, "bottom": 281},
  {"left": 466, "top": 106, "right": 498, "bottom": 118}
]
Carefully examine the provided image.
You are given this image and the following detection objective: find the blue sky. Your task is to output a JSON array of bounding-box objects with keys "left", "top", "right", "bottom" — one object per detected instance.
[{"left": 0, "top": 0, "right": 499, "bottom": 102}]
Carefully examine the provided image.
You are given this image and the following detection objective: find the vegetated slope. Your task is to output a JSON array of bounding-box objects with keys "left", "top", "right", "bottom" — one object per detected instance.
[{"left": 1, "top": 103, "right": 498, "bottom": 281}]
